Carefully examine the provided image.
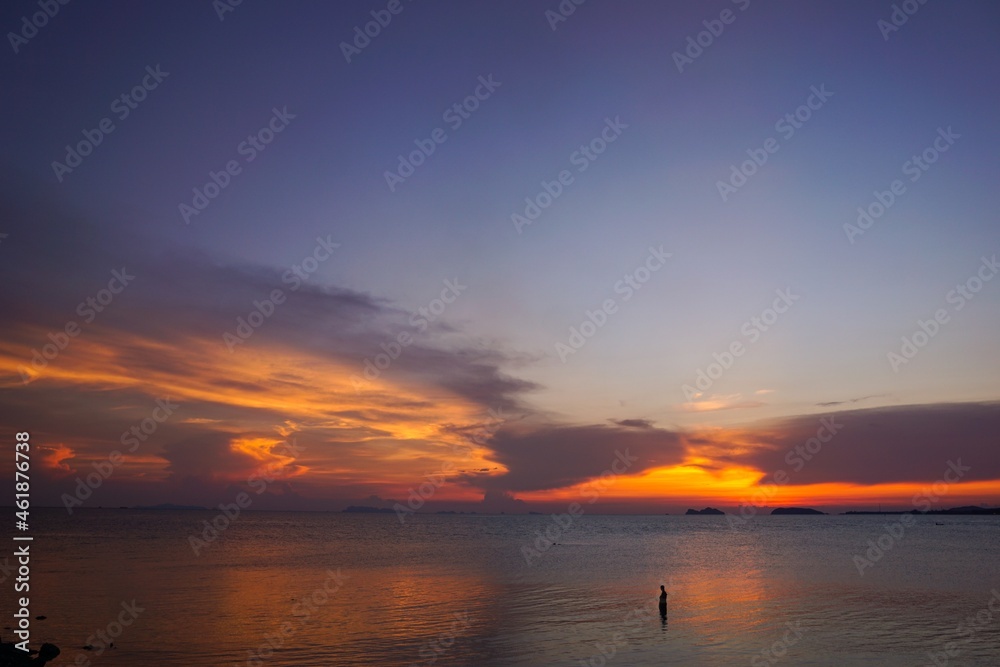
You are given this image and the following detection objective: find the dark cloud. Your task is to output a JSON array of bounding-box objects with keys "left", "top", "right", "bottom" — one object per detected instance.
[
  {"left": 0, "top": 191, "right": 536, "bottom": 413},
  {"left": 0, "top": 188, "right": 544, "bottom": 509},
  {"left": 815, "top": 394, "right": 886, "bottom": 407},
  {"left": 461, "top": 402, "right": 1000, "bottom": 499},
  {"left": 610, "top": 418, "right": 654, "bottom": 429},
  {"left": 160, "top": 432, "right": 262, "bottom": 483},
  {"left": 459, "top": 422, "right": 685, "bottom": 493},
  {"left": 4, "top": 191, "right": 999, "bottom": 510},
  {"left": 725, "top": 402, "right": 1000, "bottom": 485}
]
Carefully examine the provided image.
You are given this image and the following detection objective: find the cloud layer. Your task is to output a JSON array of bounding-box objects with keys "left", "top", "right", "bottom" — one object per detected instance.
[{"left": 1, "top": 191, "right": 998, "bottom": 511}]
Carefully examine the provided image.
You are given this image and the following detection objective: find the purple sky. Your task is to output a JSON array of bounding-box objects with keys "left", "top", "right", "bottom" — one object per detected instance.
[{"left": 1, "top": 0, "right": 999, "bottom": 511}]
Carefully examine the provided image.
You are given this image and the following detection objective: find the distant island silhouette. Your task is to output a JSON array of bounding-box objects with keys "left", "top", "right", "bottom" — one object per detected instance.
[
  {"left": 104, "top": 504, "right": 999, "bottom": 516},
  {"left": 771, "top": 507, "right": 826, "bottom": 515},
  {"left": 342, "top": 505, "right": 396, "bottom": 513},
  {"left": 845, "top": 505, "right": 1000, "bottom": 515},
  {"left": 132, "top": 503, "right": 206, "bottom": 510},
  {"left": 671, "top": 505, "right": 998, "bottom": 517}
]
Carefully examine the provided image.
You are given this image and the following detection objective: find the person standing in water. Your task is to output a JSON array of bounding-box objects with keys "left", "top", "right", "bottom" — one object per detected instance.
[{"left": 659, "top": 585, "right": 668, "bottom": 617}]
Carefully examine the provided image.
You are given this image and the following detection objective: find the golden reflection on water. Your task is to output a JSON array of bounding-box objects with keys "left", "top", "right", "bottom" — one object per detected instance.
[
  {"left": 16, "top": 511, "right": 1000, "bottom": 666},
  {"left": 154, "top": 521, "right": 493, "bottom": 661},
  {"left": 647, "top": 530, "right": 777, "bottom": 639}
]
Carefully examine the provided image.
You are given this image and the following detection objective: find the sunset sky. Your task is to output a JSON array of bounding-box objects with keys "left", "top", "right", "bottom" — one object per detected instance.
[{"left": 2, "top": 0, "right": 999, "bottom": 513}]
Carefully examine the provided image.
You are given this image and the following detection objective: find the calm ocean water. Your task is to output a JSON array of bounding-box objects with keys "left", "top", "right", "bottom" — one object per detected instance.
[{"left": 5, "top": 509, "right": 1000, "bottom": 666}]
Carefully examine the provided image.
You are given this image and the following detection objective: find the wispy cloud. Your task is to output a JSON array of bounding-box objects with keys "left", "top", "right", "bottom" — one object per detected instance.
[
  {"left": 678, "top": 393, "right": 766, "bottom": 412},
  {"left": 815, "top": 394, "right": 886, "bottom": 407}
]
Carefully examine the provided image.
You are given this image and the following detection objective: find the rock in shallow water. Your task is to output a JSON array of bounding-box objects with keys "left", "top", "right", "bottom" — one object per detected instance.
[{"left": 0, "top": 641, "right": 60, "bottom": 666}]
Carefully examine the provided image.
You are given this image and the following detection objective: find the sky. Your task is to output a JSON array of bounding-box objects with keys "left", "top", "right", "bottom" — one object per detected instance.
[{"left": 1, "top": 0, "right": 999, "bottom": 514}]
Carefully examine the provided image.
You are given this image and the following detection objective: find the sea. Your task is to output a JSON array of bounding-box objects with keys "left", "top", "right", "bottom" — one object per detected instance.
[{"left": 4, "top": 509, "right": 999, "bottom": 666}]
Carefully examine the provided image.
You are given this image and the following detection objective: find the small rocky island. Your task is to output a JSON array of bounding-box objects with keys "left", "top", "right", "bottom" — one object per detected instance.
[
  {"left": 771, "top": 507, "right": 826, "bottom": 515},
  {"left": 685, "top": 507, "right": 725, "bottom": 515}
]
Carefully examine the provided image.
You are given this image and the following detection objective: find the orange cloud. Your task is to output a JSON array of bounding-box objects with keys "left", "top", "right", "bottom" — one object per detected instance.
[
  {"left": 0, "top": 325, "right": 505, "bottom": 499},
  {"left": 40, "top": 443, "right": 75, "bottom": 476},
  {"left": 4, "top": 322, "right": 1000, "bottom": 511}
]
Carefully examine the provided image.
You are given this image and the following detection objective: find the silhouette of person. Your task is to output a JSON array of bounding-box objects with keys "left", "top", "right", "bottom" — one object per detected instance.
[{"left": 658, "top": 585, "right": 668, "bottom": 617}]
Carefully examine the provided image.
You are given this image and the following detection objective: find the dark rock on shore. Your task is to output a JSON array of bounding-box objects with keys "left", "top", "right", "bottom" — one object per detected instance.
[
  {"left": 0, "top": 641, "right": 59, "bottom": 666},
  {"left": 685, "top": 507, "right": 724, "bottom": 515}
]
